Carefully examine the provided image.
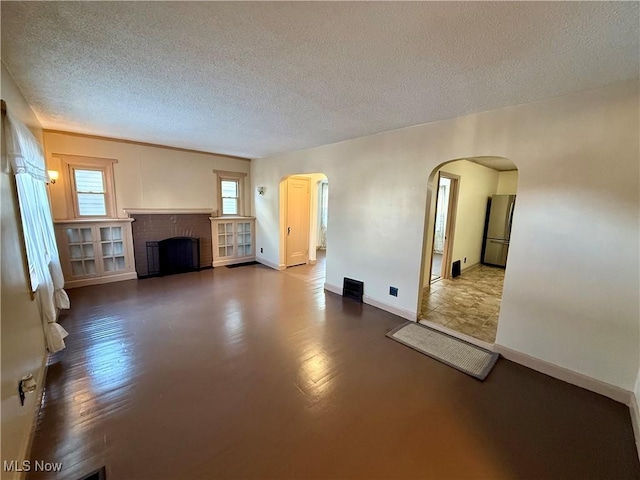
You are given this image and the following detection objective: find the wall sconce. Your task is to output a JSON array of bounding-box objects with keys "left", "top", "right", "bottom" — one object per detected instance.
[
  {"left": 257, "top": 186, "right": 266, "bottom": 196},
  {"left": 48, "top": 170, "right": 59, "bottom": 184},
  {"left": 18, "top": 374, "right": 37, "bottom": 406}
]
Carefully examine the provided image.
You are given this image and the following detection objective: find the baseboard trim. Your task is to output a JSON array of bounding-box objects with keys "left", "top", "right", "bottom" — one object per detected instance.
[
  {"left": 494, "top": 344, "right": 632, "bottom": 405},
  {"left": 323, "top": 282, "right": 342, "bottom": 296},
  {"left": 212, "top": 255, "right": 256, "bottom": 267},
  {"left": 323, "top": 283, "right": 417, "bottom": 320},
  {"left": 363, "top": 295, "right": 417, "bottom": 321},
  {"left": 256, "top": 258, "right": 286, "bottom": 271},
  {"left": 65, "top": 272, "right": 138, "bottom": 289},
  {"left": 461, "top": 262, "right": 481, "bottom": 273}
]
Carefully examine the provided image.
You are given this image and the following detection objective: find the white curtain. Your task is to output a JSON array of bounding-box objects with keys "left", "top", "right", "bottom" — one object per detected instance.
[{"left": 3, "top": 109, "right": 70, "bottom": 353}]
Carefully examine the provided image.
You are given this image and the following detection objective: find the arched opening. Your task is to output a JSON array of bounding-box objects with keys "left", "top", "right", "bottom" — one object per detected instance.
[
  {"left": 418, "top": 157, "right": 519, "bottom": 345},
  {"left": 278, "top": 173, "right": 329, "bottom": 277}
]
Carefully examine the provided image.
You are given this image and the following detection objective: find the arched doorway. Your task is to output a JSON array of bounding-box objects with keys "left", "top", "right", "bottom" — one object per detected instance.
[
  {"left": 418, "top": 157, "right": 519, "bottom": 345},
  {"left": 278, "top": 173, "right": 329, "bottom": 272}
]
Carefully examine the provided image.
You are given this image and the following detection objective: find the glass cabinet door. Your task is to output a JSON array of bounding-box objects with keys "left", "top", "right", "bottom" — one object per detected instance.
[
  {"left": 217, "top": 222, "right": 234, "bottom": 258},
  {"left": 66, "top": 227, "right": 97, "bottom": 277},
  {"left": 236, "top": 222, "right": 252, "bottom": 256},
  {"left": 58, "top": 221, "right": 134, "bottom": 285},
  {"left": 100, "top": 226, "right": 127, "bottom": 273}
]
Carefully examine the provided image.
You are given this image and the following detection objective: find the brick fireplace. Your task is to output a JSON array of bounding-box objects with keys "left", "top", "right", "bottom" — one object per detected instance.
[{"left": 129, "top": 213, "right": 212, "bottom": 277}]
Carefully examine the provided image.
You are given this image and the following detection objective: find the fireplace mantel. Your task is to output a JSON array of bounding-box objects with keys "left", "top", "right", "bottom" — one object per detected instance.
[{"left": 123, "top": 208, "right": 214, "bottom": 216}]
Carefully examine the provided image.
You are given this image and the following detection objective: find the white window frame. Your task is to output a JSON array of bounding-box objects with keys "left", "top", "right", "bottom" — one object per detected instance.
[
  {"left": 56, "top": 155, "right": 118, "bottom": 219},
  {"left": 213, "top": 170, "right": 246, "bottom": 216}
]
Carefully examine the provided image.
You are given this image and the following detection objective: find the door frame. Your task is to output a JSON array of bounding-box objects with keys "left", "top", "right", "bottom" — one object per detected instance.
[
  {"left": 278, "top": 173, "right": 329, "bottom": 270},
  {"left": 429, "top": 172, "right": 460, "bottom": 281},
  {"left": 284, "top": 176, "right": 311, "bottom": 267}
]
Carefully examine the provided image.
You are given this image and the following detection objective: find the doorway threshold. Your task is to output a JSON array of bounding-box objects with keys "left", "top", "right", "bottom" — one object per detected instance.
[{"left": 417, "top": 318, "right": 496, "bottom": 352}]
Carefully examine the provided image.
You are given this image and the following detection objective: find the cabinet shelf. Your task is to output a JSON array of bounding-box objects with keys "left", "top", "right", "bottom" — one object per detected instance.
[
  {"left": 55, "top": 220, "right": 137, "bottom": 288},
  {"left": 210, "top": 217, "right": 256, "bottom": 267}
]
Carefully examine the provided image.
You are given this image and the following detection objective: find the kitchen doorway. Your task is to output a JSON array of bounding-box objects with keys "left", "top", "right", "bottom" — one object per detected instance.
[{"left": 418, "top": 157, "right": 519, "bottom": 345}]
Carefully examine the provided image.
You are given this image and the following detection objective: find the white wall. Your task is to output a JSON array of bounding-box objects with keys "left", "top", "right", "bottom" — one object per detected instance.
[
  {"left": 496, "top": 170, "right": 519, "bottom": 194},
  {"left": 252, "top": 81, "right": 639, "bottom": 392},
  {"left": 1, "top": 63, "right": 48, "bottom": 478},
  {"left": 44, "top": 132, "right": 251, "bottom": 219}
]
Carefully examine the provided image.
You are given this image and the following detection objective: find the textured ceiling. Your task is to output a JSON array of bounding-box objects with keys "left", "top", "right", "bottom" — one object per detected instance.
[{"left": 1, "top": 2, "right": 638, "bottom": 158}]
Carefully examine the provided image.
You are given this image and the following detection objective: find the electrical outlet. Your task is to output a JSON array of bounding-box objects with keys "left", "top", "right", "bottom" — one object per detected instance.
[
  {"left": 260, "top": 247, "right": 263, "bottom": 253},
  {"left": 389, "top": 286, "right": 398, "bottom": 297},
  {"left": 464, "top": 257, "right": 467, "bottom": 263}
]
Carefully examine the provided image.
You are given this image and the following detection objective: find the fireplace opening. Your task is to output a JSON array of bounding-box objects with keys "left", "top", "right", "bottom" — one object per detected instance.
[{"left": 146, "top": 237, "right": 200, "bottom": 277}]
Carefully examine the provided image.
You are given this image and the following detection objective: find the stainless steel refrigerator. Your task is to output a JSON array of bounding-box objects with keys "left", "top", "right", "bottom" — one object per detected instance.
[{"left": 483, "top": 195, "right": 515, "bottom": 267}]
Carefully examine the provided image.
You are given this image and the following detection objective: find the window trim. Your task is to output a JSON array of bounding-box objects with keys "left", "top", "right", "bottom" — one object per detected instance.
[
  {"left": 213, "top": 170, "right": 247, "bottom": 216},
  {"left": 56, "top": 155, "right": 118, "bottom": 219},
  {"left": 72, "top": 167, "right": 108, "bottom": 217},
  {"left": 220, "top": 178, "right": 240, "bottom": 216}
]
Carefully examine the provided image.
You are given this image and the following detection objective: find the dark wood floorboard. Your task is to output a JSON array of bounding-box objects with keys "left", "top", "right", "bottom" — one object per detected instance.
[{"left": 28, "top": 255, "right": 639, "bottom": 479}]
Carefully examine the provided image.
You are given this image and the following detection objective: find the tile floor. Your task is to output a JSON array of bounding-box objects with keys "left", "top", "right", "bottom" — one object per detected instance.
[{"left": 420, "top": 264, "right": 505, "bottom": 343}]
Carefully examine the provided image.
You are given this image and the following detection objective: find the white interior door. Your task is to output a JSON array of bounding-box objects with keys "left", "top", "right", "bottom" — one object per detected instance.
[{"left": 286, "top": 177, "right": 310, "bottom": 267}]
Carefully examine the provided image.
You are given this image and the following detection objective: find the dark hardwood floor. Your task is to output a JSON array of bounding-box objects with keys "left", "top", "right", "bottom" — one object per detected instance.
[{"left": 28, "top": 255, "right": 639, "bottom": 479}]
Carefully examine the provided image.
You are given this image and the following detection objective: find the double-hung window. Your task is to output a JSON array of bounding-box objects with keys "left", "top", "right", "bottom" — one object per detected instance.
[
  {"left": 56, "top": 155, "right": 118, "bottom": 219},
  {"left": 214, "top": 170, "right": 246, "bottom": 216},
  {"left": 220, "top": 179, "right": 240, "bottom": 215},
  {"left": 73, "top": 168, "right": 107, "bottom": 216}
]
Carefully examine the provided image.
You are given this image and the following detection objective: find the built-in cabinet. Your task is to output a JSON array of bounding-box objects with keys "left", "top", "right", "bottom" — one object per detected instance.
[
  {"left": 210, "top": 216, "right": 256, "bottom": 267},
  {"left": 55, "top": 219, "right": 137, "bottom": 288}
]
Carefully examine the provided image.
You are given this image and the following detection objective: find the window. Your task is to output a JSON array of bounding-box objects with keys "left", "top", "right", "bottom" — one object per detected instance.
[
  {"left": 221, "top": 179, "right": 239, "bottom": 215},
  {"left": 57, "top": 155, "right": 118, "bottom": 219},
  {"left": 214, "top": 170, "right": 247, "bottom": 216},
  {"left": 74, "top": 168, "right": 107, "bottom": 216}
]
